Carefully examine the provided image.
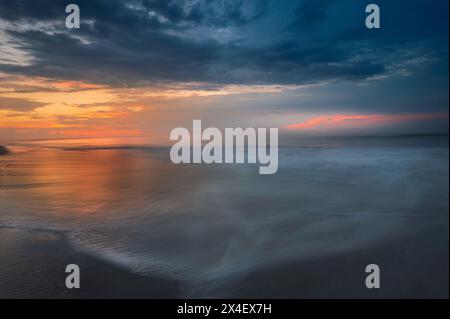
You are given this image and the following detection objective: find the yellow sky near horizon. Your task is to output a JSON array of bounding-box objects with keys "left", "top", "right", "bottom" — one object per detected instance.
[
  {"left": 1, "top": 75, "right": 448, "bottom": 142},
  {"left": 0, "top": 75, "right": 300, "bottom": 141}
]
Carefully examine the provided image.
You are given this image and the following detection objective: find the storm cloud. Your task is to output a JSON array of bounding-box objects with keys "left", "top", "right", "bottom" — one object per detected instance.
[{"left": 0, "top": 0, "right": 446, "bottom": 88}]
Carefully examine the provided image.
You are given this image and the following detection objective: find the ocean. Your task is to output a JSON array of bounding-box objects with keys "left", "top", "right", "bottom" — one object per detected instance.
[{"left": 0, "top": 135, "right": 448, "bottom": 298}]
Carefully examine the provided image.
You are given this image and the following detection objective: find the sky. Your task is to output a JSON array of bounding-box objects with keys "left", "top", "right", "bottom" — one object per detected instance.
[{"left": 0, "top": 0, "right": 448, "bottom": 142}]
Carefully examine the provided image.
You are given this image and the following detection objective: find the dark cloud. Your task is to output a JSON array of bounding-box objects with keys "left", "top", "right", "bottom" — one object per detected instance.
[
  {"left": 292, "top": 0, "right": 336, "bottom": 27},
  {"left": 0, "top": 0, "right": 448, "bottom": 92},
  {"left": 0, "top": 0, "right": 269, "bottom": 29}
]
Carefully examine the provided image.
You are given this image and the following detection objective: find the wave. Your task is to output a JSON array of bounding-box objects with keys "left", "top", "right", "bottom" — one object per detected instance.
[{"left": 0, "top": 221, "right": 69, "bottom": 236}]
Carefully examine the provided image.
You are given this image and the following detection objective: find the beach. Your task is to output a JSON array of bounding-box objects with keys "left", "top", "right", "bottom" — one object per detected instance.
[
  {"left": 0, "top": 227, "right": 180, "bottom": 299},
  {"left": 0, "top": 136, "right": 448, "bottom": 298},
  {"left": 1, "top": 218, "right": 447, "bottom": 299}
]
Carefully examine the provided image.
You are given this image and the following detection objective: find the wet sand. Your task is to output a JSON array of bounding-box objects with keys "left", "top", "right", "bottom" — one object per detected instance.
[
  {"left": 234, "top": 224, "right": 449, "bottom": 299},
  {"left": 1, "top": 221, "right": 447, "bottom": 299},
  {"left": 0, "top": 227, "right": 180, "bottom": 299}
]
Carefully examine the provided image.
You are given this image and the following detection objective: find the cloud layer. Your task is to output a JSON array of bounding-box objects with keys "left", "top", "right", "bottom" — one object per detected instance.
[{"left": 0, "top": 0, "right": 446, "bottom": 87}]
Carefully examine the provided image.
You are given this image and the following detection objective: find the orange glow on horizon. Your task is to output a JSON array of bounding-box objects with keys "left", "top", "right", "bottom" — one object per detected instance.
[
  {"left": 49, "top": 129, "right": 144, "bottom": 138},
  {"left": 2, "top": 74, "right": 449, "bottom": 140}
]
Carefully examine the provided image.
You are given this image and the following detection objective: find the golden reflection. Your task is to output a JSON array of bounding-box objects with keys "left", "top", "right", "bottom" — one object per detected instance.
[{"left": 1, "top": 146, "right": 210, "bottom": 220}]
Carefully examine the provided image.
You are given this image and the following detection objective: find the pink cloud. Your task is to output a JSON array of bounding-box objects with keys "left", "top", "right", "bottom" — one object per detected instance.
[{"left": 286, "top": 112, "right": 449, "bottom": 130}]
